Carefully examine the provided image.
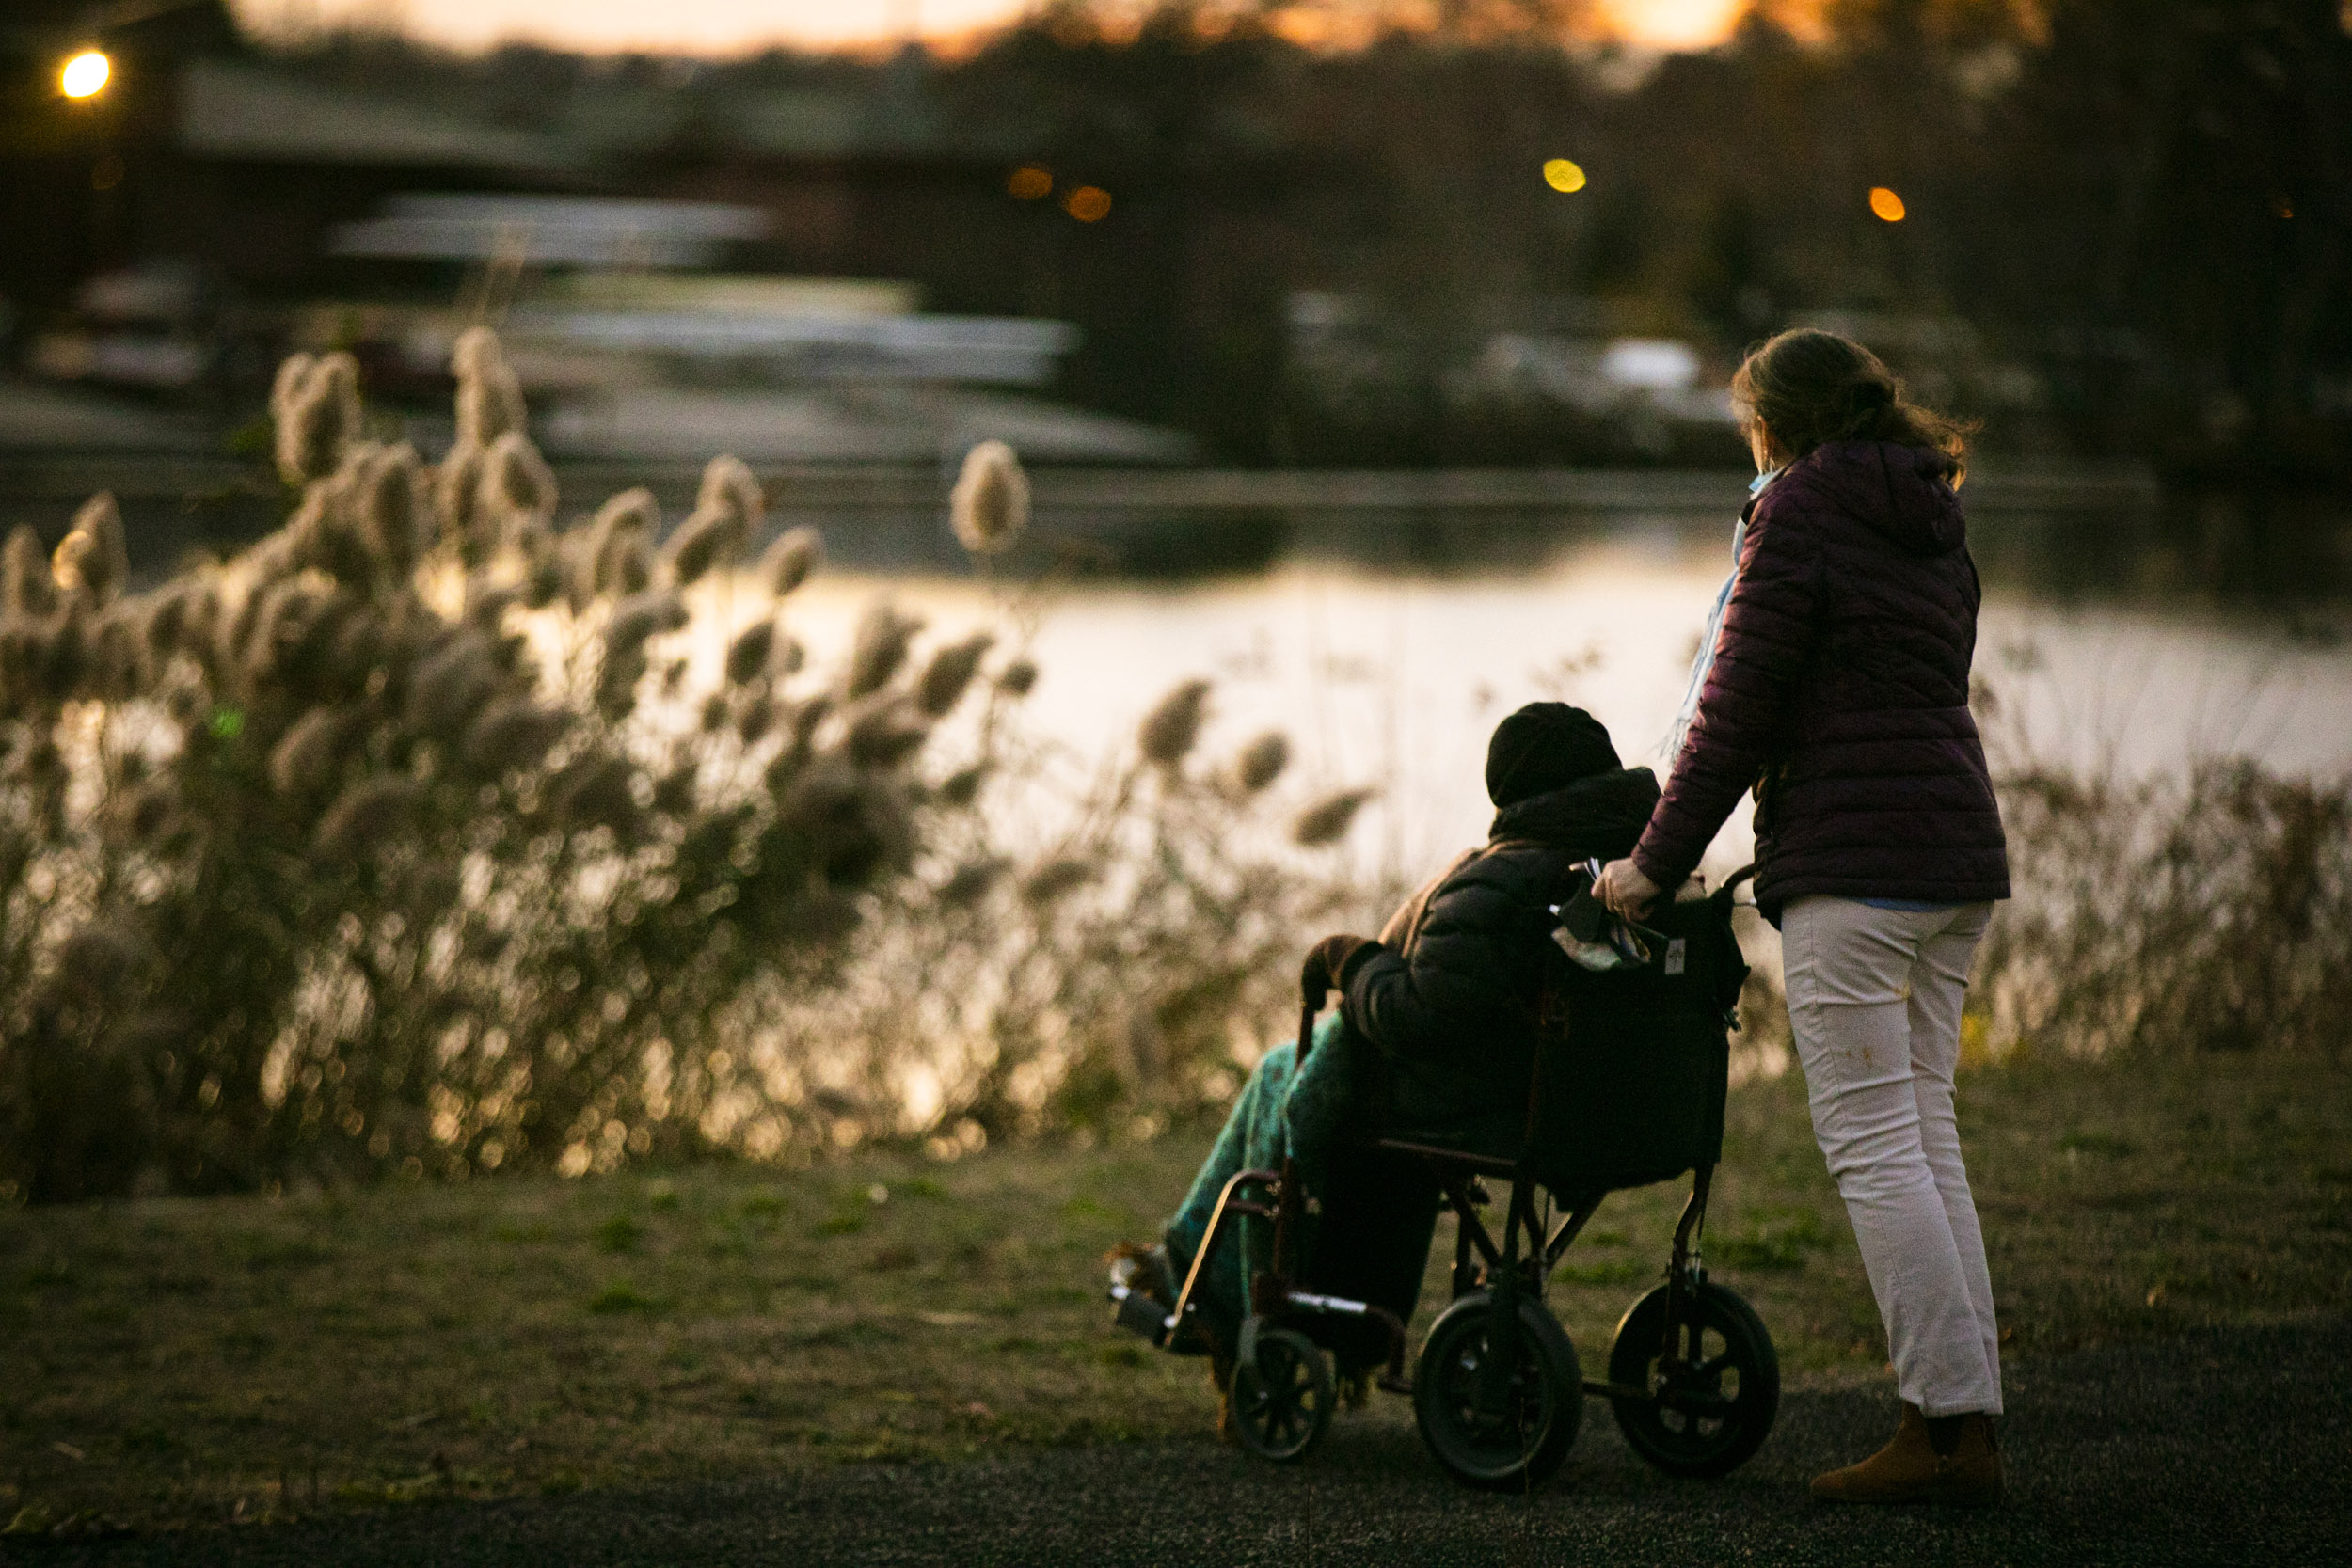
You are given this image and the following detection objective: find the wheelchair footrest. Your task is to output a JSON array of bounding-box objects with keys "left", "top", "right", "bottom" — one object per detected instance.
[{"left": 1109, "top": 1283, "right": 1174, "bottom": 1347}]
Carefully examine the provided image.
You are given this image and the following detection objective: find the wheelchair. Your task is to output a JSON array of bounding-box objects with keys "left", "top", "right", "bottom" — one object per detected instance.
[{"left": 1110, "top": 865, "right": 1779, "bottom": 1491}]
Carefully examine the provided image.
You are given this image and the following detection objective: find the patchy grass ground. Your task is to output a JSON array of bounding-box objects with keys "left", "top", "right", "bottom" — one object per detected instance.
[{"left": 3, "top": 1048, "right": 2347, "bottom": 1536}]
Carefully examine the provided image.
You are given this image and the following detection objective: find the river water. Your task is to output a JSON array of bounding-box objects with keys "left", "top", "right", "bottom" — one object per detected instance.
[{"left": 760, "top": 525, "right": 2352, "bottom": 883}]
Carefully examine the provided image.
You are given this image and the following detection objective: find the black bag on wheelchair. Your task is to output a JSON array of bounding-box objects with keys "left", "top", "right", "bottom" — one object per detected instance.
[{"left": 1522, "top": 871, "right": 1752, "bottom": 1196}]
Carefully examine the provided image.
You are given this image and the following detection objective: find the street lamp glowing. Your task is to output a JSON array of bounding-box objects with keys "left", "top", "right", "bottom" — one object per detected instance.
[
  {"left": 1868, "top": 186, "right": 1907, "bottom": 222},
  {"left": 1543, "top": 158, "right": 1588, "bottom": 193},
  {"left": 61, "top": 51, "right": 112, "bottom": 99}
]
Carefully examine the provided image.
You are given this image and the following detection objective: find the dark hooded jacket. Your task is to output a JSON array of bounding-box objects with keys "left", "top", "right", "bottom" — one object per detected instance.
[
  {"left": 1629, "top": 439, "right": 2010, "bottom": 919},
  {"left": 1342, "top": 766, "right": 1661, "bottom": 1133}
]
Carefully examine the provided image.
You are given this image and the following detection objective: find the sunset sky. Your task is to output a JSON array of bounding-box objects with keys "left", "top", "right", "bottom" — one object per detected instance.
[{"left": 231, "top": 0, "right": 1752, "bottom": 56}]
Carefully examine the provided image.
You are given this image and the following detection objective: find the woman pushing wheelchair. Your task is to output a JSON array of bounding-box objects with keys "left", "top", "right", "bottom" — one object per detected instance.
[
  {"left": 1111, "top": 326, "right": 2008, "bottom": 1507},
  {"left": 1597, "top": 327, "right": 2010, "bottom": 1505}
]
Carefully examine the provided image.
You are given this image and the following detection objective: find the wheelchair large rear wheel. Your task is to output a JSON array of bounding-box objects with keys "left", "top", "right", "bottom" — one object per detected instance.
[
  {"left": 1607, "top": 1281, "right": 1779, "bottom": 1478},
  {"left": 1413, "top": 1291, "right": 1581, "bottom": 1490},
  {"left": 1231, "top": 1326, "right": 1333, "bottom": 1463}
]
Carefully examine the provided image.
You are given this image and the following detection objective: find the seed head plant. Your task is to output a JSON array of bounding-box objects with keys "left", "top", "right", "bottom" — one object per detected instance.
[
  {"left": 270, "top": 352, "right": 362, "bottom": 487},
  {"left": 578, "top": 489, "right": 659, "bottom": 606},
  {"left": 0, "top": 333, "right": 1061, "bottom": 1201},
  {"left": 760, "top": 527, "right": 821, "bottom": 598},
  {"left": 949, "top": 440, "right": 1028, "bottom": 556},
  {"left": 5, "top": 526, "right": 58, "bottom": 619},
  {"left": 915, "top": 633, "right": 994, "bottom": 719},
  {"left": 1232, "top": 731, "right": 1290, "bottom": 794},
  {"left": 665, "top": 456, "right": 761, "bottom": 588},
  {"left": 452, "top": 326, "right": 527, "bottom": 446},
  {"left": 846, "top": 603, "right": 924, "bottom": 700},
  {"left": 1137, "top": 677, "right": 1212, "bottom": 769},
  {"left": 52, "top": 494, "right": 129, "bottom": 603},
  {"left": 725, "top": 621, "right": 778, "bottom": 688},
  {"left": 1291, "top": 787, "right": 1376, "bottom": 847}
]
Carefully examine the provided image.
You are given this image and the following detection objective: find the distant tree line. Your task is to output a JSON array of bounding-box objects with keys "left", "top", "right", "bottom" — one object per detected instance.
[{"left": 265, "top": 1, "right": 2352, "bottom": 474}]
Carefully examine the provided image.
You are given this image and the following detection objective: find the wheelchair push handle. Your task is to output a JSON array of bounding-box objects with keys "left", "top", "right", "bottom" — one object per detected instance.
[{"left": 1709, "top": 863, "right": 1758, "bottom": 918}]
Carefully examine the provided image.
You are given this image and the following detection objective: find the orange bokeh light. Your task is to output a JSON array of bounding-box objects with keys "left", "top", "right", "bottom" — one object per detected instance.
[
  {"left": 1868, "top": 186, "right": 1907, "bottom": 223},
  {"left": 1597, "top": 0, "right": 1750, "bottom": 51},
  {"left": 60, "top": 50, "right": 111, "bottom": 99},
  {"left": 1008, "top": 165, "right": 1052, "bottom": 200},
  {"left": 1064, "top": 185, "right": 1111, "bottom": 223}
]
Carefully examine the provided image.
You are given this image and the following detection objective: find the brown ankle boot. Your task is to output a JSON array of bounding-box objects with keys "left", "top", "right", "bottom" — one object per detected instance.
[{"left": 1810, "top": 1403, "right": 2003, "bottom": 1506}]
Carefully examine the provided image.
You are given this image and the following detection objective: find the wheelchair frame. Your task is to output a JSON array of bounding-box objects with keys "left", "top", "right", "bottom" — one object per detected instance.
[{"left": 1140, "top": 1022, "right": 1717, "bottom": 1412}]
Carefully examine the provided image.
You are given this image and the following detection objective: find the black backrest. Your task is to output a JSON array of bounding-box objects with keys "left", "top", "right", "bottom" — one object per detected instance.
[{"left": 1518, "top": 889, "right": 1748, "bottom": 1196}]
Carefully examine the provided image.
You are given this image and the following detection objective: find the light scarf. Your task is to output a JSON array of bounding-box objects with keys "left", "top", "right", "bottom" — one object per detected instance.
[{"left": 1660, "top": 468, "right": 1779, "bottom": 768}]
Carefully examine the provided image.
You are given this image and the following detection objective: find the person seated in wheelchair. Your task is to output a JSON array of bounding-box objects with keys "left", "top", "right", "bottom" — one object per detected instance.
[{"left": 1110, "top": 701, "right": 1661, "bottom": 1426}]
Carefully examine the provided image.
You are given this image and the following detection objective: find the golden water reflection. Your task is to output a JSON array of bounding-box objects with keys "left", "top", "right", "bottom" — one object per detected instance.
[{"left": 722, "top": 550, "right": 2352, "bottom": 881}]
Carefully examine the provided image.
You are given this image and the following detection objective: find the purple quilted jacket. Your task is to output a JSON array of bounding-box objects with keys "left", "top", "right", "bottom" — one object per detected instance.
[{"left": 1630, "top": 438, "right": 2010, "bottom": 920}]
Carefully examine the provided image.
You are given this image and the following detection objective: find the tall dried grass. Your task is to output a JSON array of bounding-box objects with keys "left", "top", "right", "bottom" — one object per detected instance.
[
  {"left": 0, "top": 341, "right": 1384, "bottom": 1202},
  {"left": 0, "top": 339, "right": 960, "bottom": 1200},
  {"left": 769, "top": 670, "right": 1389, "bottom": 1156},
  {"left": 1971, "top": 671, "right": 2352, "bottom": 1059}
]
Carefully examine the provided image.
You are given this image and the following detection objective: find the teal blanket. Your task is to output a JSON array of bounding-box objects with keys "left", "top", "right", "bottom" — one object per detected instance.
[{"left": 1161, "top": 1015, "right": 1438, "bottom": 1361}]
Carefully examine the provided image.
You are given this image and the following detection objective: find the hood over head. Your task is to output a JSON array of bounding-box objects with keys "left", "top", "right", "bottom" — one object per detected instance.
[{"left": 1797, "top": 439, "right": 1967, "bottom": 556}]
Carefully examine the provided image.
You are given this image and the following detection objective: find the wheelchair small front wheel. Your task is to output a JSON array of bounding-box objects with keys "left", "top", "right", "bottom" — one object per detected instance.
[
  {"left": 1231, "top": 1326, "right": 1333, "bottom": 1463},
  {"left": 1413, "top": 1291, "right": 1581, "bottom": 1491},
  {"left": 1607, "top": 1280, "right": 1779, "bottom": 1479}
]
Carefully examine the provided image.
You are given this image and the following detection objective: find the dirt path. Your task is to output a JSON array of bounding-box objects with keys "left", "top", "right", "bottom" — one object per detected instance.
[{"left": 19, "top": 1316, "right": 2345, "bottom": 1567}]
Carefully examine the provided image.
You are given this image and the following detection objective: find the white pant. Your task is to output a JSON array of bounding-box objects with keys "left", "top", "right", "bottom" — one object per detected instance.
[{"left": 1782, "top": 895, "right": 2003, "bottom": 1417}]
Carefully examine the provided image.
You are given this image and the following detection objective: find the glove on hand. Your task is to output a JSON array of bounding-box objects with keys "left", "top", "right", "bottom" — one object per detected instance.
[{"left": 1300, "top": 934, "right": 1375, "bottom": 1009}]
